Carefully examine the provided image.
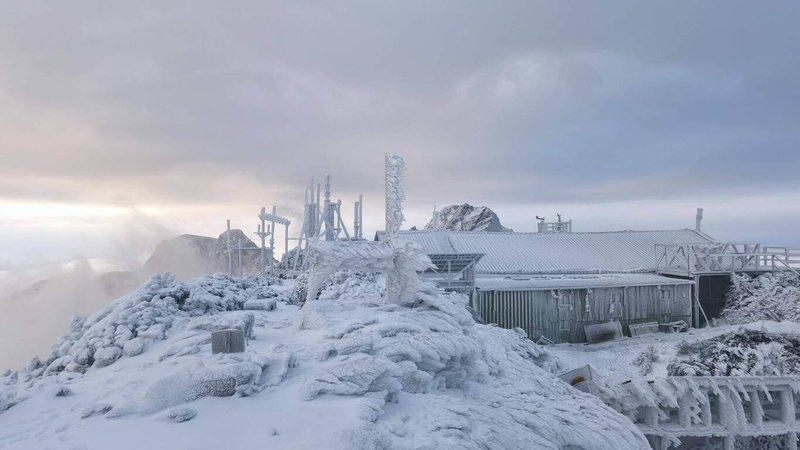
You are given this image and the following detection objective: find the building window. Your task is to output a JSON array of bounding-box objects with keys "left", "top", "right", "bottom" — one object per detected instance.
[{"left": 660, "top": 288, "right": 673, "bottom": 301}]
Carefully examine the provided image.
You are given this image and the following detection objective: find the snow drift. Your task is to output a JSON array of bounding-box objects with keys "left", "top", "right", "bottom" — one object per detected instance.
[{"left": 0, "top": 270, "right": 647, "bottom": 449}]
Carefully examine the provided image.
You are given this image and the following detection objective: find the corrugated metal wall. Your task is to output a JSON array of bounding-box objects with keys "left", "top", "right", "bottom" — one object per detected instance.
[{"left": 476, "top": 284, "right": 692, "bottom": 343}]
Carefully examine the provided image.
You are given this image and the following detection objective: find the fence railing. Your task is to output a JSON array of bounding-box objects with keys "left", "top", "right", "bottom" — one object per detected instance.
[
  {"left": 596, "top": 376, "right": 800, "bottom": 450},
  {"left": 655, "top": 243, "right": 800, "bottom": 277}
]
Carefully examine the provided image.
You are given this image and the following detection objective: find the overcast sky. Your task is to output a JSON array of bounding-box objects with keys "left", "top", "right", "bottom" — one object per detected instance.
[{"left": 1, "top": 1, "right": 799, "bottom": 277}]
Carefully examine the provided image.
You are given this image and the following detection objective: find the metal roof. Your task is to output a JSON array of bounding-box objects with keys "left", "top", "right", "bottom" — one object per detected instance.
[
  {"left": 475, "top": 273, "right": 694, "bottom": 291},
  {"left": 378, "top": 229, "right": 714, "bottom": 274}
]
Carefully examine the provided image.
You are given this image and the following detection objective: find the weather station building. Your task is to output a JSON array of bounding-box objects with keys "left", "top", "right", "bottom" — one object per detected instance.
[{"left": 378, "top": 209, "right": 800, "bottom": 343}]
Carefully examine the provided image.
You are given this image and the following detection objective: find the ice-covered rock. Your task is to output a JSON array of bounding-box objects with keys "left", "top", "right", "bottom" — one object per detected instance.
[
  {"left": 165, "top": 407, "right": 197, "bottom": 423},
  {"left": 243, "top": 298, "right": 276, "bottom": 311},
  {"left": 93, "top": 347, "right": 122, "bottom": 368},
  {"left": 424, "top": 203, "right": 512, "bottom": 232}
]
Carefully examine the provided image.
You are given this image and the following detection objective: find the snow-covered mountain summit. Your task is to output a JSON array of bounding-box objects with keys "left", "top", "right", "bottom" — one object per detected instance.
[
  {"left": 424, "top": 204, "right": 512, "bottom": 232},
  {"left": 0, "top": 271, "right": 646, "bottom": 449}
]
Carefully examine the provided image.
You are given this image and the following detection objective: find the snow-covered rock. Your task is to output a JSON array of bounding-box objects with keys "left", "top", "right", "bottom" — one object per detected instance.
[
  {"left": 0, "top": 270, "right": 647, "bottom": 449},
  {"left": 424, "top": 203, "right": 512, "bottom": 232}
]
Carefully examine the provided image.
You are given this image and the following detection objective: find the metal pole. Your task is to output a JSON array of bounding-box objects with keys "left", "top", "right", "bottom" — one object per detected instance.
[
  {"left": 354, "top": 200, "right": 360, "bottom": 240},
  {"left": 227, "top": 220, "right": 232, "bottom": 275},
  {"left": 270, "top": 206, "right": 277, "bottom": 266},
  {"left": 259, "top": 207, "right": 267, "bottom": 273},
  {"left": 238, "top": 238, "right": 243, "bottom": 277}
]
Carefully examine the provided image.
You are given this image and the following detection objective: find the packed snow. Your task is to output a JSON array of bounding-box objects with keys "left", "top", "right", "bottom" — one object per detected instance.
[{"left": 0, "top": 270, "right": 648, "bottom": 449}]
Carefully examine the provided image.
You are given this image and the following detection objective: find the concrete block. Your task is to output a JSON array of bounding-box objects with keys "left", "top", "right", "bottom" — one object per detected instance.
[{"left": 211, "top": 329, "right": 245, "bottom": 354}]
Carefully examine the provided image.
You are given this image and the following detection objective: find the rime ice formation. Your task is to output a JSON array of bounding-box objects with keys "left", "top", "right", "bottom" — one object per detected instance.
[
  {"left": 722, "top": 272, "right": 800, "bottom": 324},
  {"left": 304, "top": 239, "right": 433, "bottom": 305},
  {"left": 384, "top": 153, "right": 405, "bottom": 238},
  {"left": 0, "top": 271, "right": 647, "bottom": 449},
  {"left": 667, "top": 329, "right": 800, "bottom": 377},
  {"left": 424, "top": 204, "right": 512, "bottom": 232}
]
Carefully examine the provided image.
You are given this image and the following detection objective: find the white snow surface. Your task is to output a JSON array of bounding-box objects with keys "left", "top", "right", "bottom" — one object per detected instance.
[{"left": 0, "top": 271, "right": 648, "bottom": 449}]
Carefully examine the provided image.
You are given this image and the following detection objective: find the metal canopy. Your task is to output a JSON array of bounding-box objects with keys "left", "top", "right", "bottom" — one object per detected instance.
[{"left": 427, "top": 253, "right": 484, "bottom": 275}]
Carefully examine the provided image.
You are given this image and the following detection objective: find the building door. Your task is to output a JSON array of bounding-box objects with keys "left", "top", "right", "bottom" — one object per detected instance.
[
  {"left": 659, "top": 286, "right": 675, "bottom": 322},
  {"left": 557, "top": 291, "right": 574, "bottom": 342},
  {"left": 609, "top": 289, "right": 625, "bottom": 322}
]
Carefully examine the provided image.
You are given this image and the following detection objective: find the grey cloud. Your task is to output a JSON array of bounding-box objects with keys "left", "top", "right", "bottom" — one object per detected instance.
[{"left": 0, "top": 1, "right": 798, "bottom": 234}]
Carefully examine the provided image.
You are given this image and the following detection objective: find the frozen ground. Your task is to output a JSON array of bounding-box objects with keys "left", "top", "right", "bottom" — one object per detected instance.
[{"left": 0, "top": 271, "right": 647, "bottom": 449}]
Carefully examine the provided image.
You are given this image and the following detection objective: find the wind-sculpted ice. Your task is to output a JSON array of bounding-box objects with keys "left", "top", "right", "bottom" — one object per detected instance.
[{"left": 304, "top": 239, "right": 433, "bottom": 305}]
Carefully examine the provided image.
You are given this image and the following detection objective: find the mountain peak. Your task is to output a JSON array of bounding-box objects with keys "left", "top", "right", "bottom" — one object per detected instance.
[{"left": 424, "top": 204, "right": 512, "bottom": 232}]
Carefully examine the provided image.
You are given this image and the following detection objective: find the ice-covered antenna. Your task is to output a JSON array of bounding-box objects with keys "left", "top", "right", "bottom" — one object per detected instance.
[
  {"left": 432, "top": 205, "right": 441, "bottom": 230},
  {"left": 385, "top": 153, "right": 406, "bottom": 302},
  {"left": 385, "top": 153, "right": 405, "bottom": 239},
  {"left": 696, "top": 207, "right": 704, "bottom": 231}
]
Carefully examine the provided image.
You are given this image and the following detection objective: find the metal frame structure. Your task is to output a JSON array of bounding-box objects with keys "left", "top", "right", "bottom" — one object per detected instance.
[
  {"left": 655, "top": 243, "right": 800, "bottom": 278},
  {"left": 423, "top": 253, "right": 484, "bottom": 301},
  {"left": 255, "top": 206, "right": 291, "bottom": 272},
  {"left": 288, "top": 176, "right": 364, "bottom": 272},
  {"left": 537, "top": 214, "right": 572, "bottom": 233}
]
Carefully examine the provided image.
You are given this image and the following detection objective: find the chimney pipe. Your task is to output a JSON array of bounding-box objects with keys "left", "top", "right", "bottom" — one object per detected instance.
[{"left": 695, "top": 208, "right": 704, "bottom": 231}]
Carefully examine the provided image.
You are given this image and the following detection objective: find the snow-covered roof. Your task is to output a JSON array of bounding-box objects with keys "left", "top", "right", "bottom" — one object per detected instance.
[
  {"left": 378, "top": 229, "right": 714, "bottom": 274},
  {"left": 475, "top": 273, "right": 694, "bottom": 291}
]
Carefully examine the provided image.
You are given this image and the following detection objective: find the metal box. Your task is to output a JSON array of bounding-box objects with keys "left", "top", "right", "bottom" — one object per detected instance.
[{"left": 211, "top": 329, "right": 245, "bottom": 354}]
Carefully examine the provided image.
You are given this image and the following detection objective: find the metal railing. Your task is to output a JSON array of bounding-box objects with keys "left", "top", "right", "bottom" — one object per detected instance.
[
  {"left": 598, "top": 376, "right": 800, "bottom": 450},
  {"left": 655, "top": 243, "right": 800, "bottom": 277},
  {"left": 537, "top": 220, "right": 572, "bottom": 233}
]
